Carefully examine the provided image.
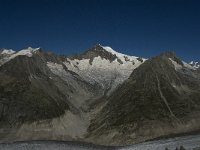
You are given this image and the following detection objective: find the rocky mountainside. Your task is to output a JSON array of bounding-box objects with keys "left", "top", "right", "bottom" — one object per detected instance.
[
  {"left": 0, "top": 45, "right": 199, "bottom": 146},
  {"left": 87, "top": 52, "right": 200, "bottom": 145},
  {"left": 0, "top": 47, "right": 99, "bottom": 141}
]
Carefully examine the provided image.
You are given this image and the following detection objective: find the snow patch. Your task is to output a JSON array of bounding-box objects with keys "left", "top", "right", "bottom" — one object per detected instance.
[{"left": 190, "top": 61, "right": 200, "bottom": 69}]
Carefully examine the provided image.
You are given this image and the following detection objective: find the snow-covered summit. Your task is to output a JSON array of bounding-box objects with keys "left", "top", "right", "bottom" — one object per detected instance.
[
  {"left": 61, "top": 45, "right": 146, "bottom": 95},
  {"left": 0, "top": 47, "right": 40, "bottom": 66},
  {"left": 1, "top": 49, "right": 16, "bottom": 55},
  {"left": 97, "top": 44, "right": 147, "bottom": 63},
  {"left": 10, "top": 47, "right": 40, "bottom": 58},
  {"left": 101, "top": 45, "right": 140, "bottom": 62}
]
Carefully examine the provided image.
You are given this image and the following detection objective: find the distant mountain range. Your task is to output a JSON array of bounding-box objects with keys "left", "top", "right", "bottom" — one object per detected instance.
[{"left": 0, "top": 44, "right": 200, "bottom": 146}]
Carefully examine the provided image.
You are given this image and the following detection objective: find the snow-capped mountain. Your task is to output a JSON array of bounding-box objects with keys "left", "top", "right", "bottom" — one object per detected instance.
[
  {"left": 0, "top": 45, "right": 200, "bottom": 146},
  {"left": 190, "top": 61, "right": 200, "bottom": 69},
  {"left": 0, "top": 47, "right": 40, "bottom": 66},
  {"left": 0, "top": 44, "right": 146, "bottom": 99},
  {"left": 62, "top": 44, "right": 146, "bottom": 95},
  {"left": 1, "top": 49, "right": 15, "bottom": 55}
]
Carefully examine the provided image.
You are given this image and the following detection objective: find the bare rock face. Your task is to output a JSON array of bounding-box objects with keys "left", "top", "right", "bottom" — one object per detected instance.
[
  {"left": 0, "top": 55, "right": 69, "bottom": 125},
  {"left": 87, "top": 52, "right": 200, "bottom": 146}
]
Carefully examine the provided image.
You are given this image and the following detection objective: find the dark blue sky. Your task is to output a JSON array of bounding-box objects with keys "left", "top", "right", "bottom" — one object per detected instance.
[{"left": 0, "top": 0, "right": 200, "bottom": 61}]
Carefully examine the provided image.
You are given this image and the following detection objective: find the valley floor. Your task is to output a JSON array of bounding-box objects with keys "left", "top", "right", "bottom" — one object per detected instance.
[{"left": 0, "top": 134, "right": 200, "bottom": 150}]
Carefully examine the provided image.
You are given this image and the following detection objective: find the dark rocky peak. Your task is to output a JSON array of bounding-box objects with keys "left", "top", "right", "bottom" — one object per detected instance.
[
  {"left": 129, "top": 52, "right": 187, "bottom": 86},
  {"left": 130, "top": 54, "right": 175, "bottom": 78},
  {"left": 89, "top": 43, "right": 104, "bottom": 51},
  {"left": 69, "top": 44, "right": 118, "bottom": 64},
  {"left": 85, "top": 44, "right": 117, "bottom": 60}
]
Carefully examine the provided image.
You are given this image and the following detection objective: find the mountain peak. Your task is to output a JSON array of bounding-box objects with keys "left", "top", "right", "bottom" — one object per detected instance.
[
  {"left": 93, "top": 44, "right": 129, "bottom": 57},
  {"left": 160, "top": 51, "right": 183, "bottom": 66},
  {"left": 91, "top": 44, "right": 123, "bottom": 56},
  {"left": 160, "top": 51, "right": 177, "bottom": 58}
]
